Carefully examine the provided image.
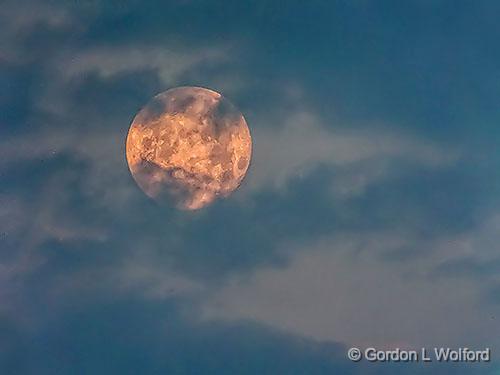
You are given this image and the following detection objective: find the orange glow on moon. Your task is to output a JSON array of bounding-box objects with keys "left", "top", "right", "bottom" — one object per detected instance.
[{"left": 126, "top": 87, "right": 252, "bottom": 210}]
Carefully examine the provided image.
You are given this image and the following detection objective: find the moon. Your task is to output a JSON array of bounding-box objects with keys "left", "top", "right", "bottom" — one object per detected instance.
[{"left": 126, "top": 87, "right": 252, "bottom": 210}]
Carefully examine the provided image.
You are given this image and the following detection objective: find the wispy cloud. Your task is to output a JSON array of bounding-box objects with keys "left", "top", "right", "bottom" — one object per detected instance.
[
  {"left": 202, "top": 227, "right": 500, "bottom": 350},
  {"left": 247, "top": 109, "right": 459, "bottom": 196},
  {"left": 62, "top": 45, "right": 229, "bottom": 85}
]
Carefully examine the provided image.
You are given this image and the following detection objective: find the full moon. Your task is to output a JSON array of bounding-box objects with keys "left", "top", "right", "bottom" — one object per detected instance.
[{"left": 126, "top": 87, "right": 252, "bottom": 210}]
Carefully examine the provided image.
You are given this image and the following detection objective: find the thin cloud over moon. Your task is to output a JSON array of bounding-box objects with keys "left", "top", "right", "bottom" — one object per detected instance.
[{"left": 126, "top": 87, "right": 252, "bottom": 210}]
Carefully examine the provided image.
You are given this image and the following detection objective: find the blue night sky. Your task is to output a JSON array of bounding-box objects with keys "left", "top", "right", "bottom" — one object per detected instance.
[{"left": 1, "top": 1, "right": 500, "bottom": 374}]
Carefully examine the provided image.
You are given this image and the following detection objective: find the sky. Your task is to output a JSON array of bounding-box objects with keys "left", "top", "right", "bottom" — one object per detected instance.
[{"left": 1, "top": 0, "right": 500, "bottom": 374}]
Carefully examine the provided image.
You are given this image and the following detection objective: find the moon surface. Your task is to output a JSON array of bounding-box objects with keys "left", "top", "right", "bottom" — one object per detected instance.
[{"left": 126, "top": 87, "right": 252, "bottom": 210}]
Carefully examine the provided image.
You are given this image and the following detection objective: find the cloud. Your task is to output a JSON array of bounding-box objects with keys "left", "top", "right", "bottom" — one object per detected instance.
[
  {"left": 0, "top": 1, "right": 75, "bottom": 64},
  {"left": 61, "top": 44, "right": 229, "bottom": 85},
  {"left": 246, "top": 110, "right": 459, "bottom": 196},
  {"left": 0, "top": 297, "right": 356, "bottom": 375},
  {"left": 0, "top": 126, "right": 134, "bottom": 211},
  {"left": 429, "top": 214, "right": 500, "bottom": 302},
  {"left": 202, "top": 228, "right": 500, "bottom": 352}
]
